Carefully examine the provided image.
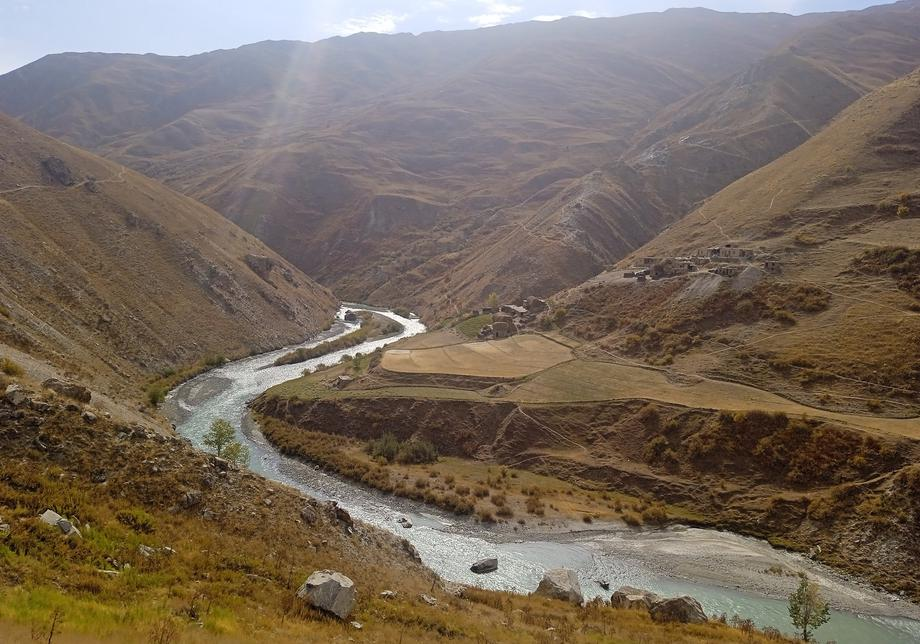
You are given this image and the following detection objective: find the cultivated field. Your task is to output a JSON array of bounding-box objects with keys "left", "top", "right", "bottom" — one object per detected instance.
[{"left": 381, "top": 334, "right": 573, "bottom": 378}]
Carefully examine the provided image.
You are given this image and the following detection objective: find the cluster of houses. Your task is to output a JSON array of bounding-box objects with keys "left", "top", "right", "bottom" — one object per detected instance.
[
  {"left": 476, "top": 296, "right": 547, "bottom": 339},
  {"left": 624, "top": 244, "right": 782, "bottom": 282}
]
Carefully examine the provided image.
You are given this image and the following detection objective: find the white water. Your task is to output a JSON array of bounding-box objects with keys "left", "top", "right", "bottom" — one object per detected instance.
[{"left": 166, "top": 305, "right": 920, "bottom": 644}]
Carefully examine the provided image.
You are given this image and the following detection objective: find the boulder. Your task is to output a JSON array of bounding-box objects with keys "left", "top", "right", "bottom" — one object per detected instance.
[
  {"left": 611, "top": 586, "right": 660, "bottom": 610},
  {"left": 180, "top": 489, "right": 202, "bottom": 508},
  {"left": 244, "top": 254, "right": 275, "bottom": 280},
  {"left": 649, "top": 596, "right": 707, "bottom": 624},
  {"left": 419, "top": 594, "right": 438, "bottom": 606},
  {"left": 82, "top": 410, "right": 97, "bottom": 424},
  {"left": 41, "top": 378, "right": 91, "bottom": 403},
  {"left": 470, "top": 557, "right": 498, "bottom": 574},
  {"left": 397, "top": 516, "right": 412, "bottom": 529},
  {"left": 296, "top": 570, "right": 356, "bottom": 619},
  {"left": 4, "top": 384, "right": 30, "bottom": 407},
  {"left": 533, "top": 568, "right": 583, "bottom": 605}
]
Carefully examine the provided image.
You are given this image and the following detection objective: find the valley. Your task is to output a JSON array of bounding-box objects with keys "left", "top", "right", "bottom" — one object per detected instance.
[{"left": 3, "top": 2, "right": 920, "bottom": 642}]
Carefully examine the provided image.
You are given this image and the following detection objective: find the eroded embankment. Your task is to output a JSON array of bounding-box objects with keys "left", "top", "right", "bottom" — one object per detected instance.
[{"left": 252, "top": 391, "right": 920, "bottom": 600}]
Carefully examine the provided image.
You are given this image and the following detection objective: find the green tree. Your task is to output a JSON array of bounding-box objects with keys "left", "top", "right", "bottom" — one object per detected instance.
[
  {"left": 788, "top": 574, "right": 830, "bottom": 641},
  {"left": 486, "top": 292, "right": 499, "bottom": 310},
  {"left": 223, "top": 441, "right": 251, "bottom": 467},
  {"left": 203, "top": 418, "right": 235, "bottom": 457}
]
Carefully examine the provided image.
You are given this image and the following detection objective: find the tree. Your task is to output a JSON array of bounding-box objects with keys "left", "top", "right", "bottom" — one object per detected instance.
[
  {"left": 203, "top": 418, "right": 235, "bottom": 457},
  {"left": 222, "top": 441, "right": 251, "bottom": 467},
  {"left": 788, "top": 573, "right": 830, "bottom": 641},
  {"left": 486, "top": 292, "right": 499, "bottom": 309}
]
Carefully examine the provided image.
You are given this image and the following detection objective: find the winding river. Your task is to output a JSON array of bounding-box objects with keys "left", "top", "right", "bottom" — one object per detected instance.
[{"left": 165, "top": 305, "right": 920, "bottom": 643}]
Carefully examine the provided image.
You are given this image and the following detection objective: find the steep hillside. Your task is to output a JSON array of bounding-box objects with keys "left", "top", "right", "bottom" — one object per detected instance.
[
  {"left": 627, "top": 1, "right": 920, "bottom": 217},
  {"left": 0, "top": 9, "right": 828, "bottom": 316},
  {"left": 557, "top": 67, "right": 920, "bottom": 418},
  {"left": 0, "top": 113, "right": 337, "bottom": 405}
]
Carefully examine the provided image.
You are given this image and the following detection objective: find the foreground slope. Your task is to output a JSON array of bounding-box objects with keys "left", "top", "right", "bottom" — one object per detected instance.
[{"left": 0, "top": 113, "right": 336, "bottom": 404}]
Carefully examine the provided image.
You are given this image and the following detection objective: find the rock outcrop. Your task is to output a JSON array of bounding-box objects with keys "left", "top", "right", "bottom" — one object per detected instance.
[
  {"left": 42, "top": 378, "right": 92, "bottom": 403},
  {"left": 296, "top": 570, "right": 356, "bottom": 619},
  {"left": 649, "top": 596, "right": 707, "bottom": 624},
  {"left": 41, "top": 156, "right": 75, "bottom": 185},
  {"left": 532, "top": 568, "right": 583, "bottom": 605}
]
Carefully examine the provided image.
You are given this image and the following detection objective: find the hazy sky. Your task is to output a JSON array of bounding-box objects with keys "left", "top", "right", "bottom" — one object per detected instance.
[{"left": 0, "top": 0, "right": 890, "bottom": 74}]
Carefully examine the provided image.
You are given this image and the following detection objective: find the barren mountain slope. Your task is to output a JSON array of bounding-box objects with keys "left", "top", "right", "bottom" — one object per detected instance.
[
  {"left": 0, "top": 113, "right": 337, "bottom": 402},
  {"left": 558, "top": 68, "right": 920, "bottom": 417},
  {"left": 0, "top": 9, "right": 827, "bottom": 315},
  {"left": 628, "top": 0, "right": 920, "bottom": 217}
]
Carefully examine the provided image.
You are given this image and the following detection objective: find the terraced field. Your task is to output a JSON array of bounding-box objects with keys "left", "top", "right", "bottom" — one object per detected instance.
[{"left": 381, "top": 334, "right": 574, "bottom": 378}]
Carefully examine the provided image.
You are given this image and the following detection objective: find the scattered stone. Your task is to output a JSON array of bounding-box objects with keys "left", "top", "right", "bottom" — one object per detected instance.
[
  {"left": 380, "top": 590, "right": 397, "bottom": 600},
  {"left": 470, "top": 557, "right": 498, "bottom": 574},
  {"left": 324, "top": 501, "right": 354, "bottom": 531},
  {"left": 350, "top": 621, "right": 362, "bottom": 630},
  {"left": 420, "top": 594, "right": 438, "bottom": 606},
  {"left": 296, "top": 570, "right": 356, "bottom": 620},
  {"left": 138, "top": 544, "right": 156, "bottom": 558},
  {"left": 39, "top": 509, "right": 81, "bottom": 538},
  {"left": 41, "top": 378, "right": 91, "bottom": 403},
  {"left": 397, "top": 516, "right": 412, "bottom": 529},
  {"left": 611, "top": 586, "right": 660, "bottom": 611},
  {"left": 181, "top": 489, "right": 202, "bottom": 508},
  {"left": 263, "top": 498, "right": 273, "bottom": 507},
  {"left": 533, "top": 568, "right": 583, "bottom": 605},
  {"left": 598, "top": 580, "right": 610, "bottom": 591},
  {"left": 649, "top": 596, "right": 707, "bottom": 624},
  {"left": 0, "top": 523, "right": 9, "bottom": 535},
  {"left": 212, "top": 457, "right": 229, "bottom": 472},
  {"left": 82, "top": 410, "right": 97, "bottom": 424}
]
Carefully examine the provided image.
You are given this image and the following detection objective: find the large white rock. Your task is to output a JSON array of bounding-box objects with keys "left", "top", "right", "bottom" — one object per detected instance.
[
  {"left": 297, "top": 570, "right": 356, "bottom": 619},
  {"left": 532, "top": 568, "right": 583, "bottom": 605},
  {"left": 610, "top": 586, "right": 661, "bottom": 610}
]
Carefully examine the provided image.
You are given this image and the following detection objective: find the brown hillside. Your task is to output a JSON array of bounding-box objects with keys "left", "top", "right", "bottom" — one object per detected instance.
[
  {"left": 558, "top": 67, "right": 920, "bottom": 419},
  {"left": 0, "top": 113, "right": 337, "bottom": 404},
  {"left": 0, "top": 10, "right": 830, "bottom": 316}
]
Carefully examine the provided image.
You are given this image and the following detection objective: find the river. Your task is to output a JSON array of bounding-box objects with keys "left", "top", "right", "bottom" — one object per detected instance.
[{"left": 165, "top": 305, "right": 920, "bottom": 644}]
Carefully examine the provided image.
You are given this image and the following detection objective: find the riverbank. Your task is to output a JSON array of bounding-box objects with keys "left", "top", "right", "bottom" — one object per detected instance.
[{"left": 164, "top": 306, "right": 920, "bottom": 643}]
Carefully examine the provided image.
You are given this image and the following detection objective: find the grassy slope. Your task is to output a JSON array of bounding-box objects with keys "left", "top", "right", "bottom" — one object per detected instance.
[
  {"left": 0, "top": 113, "right": 337, "bottom": 405},
  {"left": 0, "top": 379, "right": 784, "bottom": 644}
]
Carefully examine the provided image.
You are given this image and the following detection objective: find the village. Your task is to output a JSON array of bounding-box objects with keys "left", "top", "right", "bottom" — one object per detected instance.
[
  {"left": 473, "top": 296, "right": 548, "bottom": 340},
  {"left": 624, "top": 244, "right": 782, "bottom": 281}
]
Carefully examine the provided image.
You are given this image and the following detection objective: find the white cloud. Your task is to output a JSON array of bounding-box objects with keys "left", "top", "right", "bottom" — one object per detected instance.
[
  {"left": 532, "top": 15, "right": 563, "bottom": 22},
  {"left": 330, "top": 12, "right": 409, "bottom": 36},
  {"left": 574, "top": 10, "right": 598, "bottom": 18},
  {"left": 469, "top": 1, "right": 522, "bottom": 28}
]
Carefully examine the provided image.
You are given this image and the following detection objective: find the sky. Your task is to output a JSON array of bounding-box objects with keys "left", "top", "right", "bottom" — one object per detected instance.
[{"left": 0, "top": 0, "right": 891, "bottom": 74}]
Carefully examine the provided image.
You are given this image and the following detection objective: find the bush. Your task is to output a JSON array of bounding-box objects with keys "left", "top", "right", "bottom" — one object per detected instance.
[
  {"left": 622, "top": 511, "right": 643, "bottom": 526},
  {"left": 641, "top": 504, "right": 668, "bottom": 525},
  {"left": 897, "top": 205, "right": 910, "bottom": 218},
  {"left": 116, "top": 508, "right": 156, "bottom": 534},
  {"left": 366, "top": 432, "right": 401, "bottom": 463},
  {"left": 525, "top": 496, "right": 545, "bottom": 516},
  {"left": 0, "top": 357, "right": 23, "bottom": 377},
  {"left": 146, "top": 384, "right": 167, "bottom": 407},
  {"left": 396, "top": 439, "right": 438, "bottom": 465}
]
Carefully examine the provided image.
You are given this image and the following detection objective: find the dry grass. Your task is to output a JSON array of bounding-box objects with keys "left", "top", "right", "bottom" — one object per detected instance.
[{"left": 381, "top": 334, "right": 574, "bottom": 378}]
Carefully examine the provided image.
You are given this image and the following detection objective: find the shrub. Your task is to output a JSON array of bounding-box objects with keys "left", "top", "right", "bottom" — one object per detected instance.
[
  {"left": 366, "top": 433, "right": 400, "bottom": 462},
  {"left": 525, "top": 496, "right": 545, "bottom": 516},
  {"left": 476, "top": 508, "right": 495, "bottom": 523},
  {"left": 643, "top": 436, "right": 669, "bottom": 463},
  {"left": 641, "top": 504, "right": 668, "bottom": 525},
  {"left": 621, "top": 511, "right": 643, "bottom": 526},
  {"left": 116, "top": 508, "right": 156, "bottom": 534},
  {"left": 496, "top": 506, "right": 514, "bottom": 518},
  {"left": 491, "top": 493, "right": 507, "bottom": 507},
  {"left": 146, "top": 384, "right": 167, "bottom": 407},
  {"left": 0, "top": 357, "right": 23, "bottom": 377},
  {"left": 897, "top": 205, "right": 910, "bottom": 218},
  {"left": 396, "top": 439, "right": 438, "bottom": 465}
]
